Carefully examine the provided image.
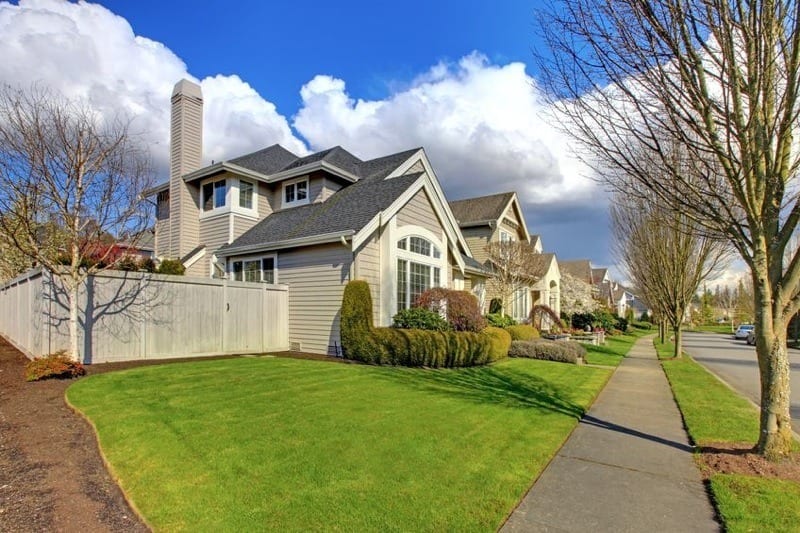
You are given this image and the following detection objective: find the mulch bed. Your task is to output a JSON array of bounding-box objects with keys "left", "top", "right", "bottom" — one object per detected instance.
[
  {"left": 698, "top": 442, "right": 800, "bottom": 482},
  {"left": 0, "top": 339, "right": 349, "bottom": 531}
]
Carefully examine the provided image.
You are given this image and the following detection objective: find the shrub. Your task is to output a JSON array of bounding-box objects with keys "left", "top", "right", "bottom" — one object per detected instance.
[
  {"left": 505, "top": 324, "right": 540, "bottom": 341},
  {"left": 393, "top": 307, "right": 451, "bottom": 331},
  {"left": 570, "top": 312, "right": 595, "bottom": 331},
  {"left": 341, "top": 280, "right": 380, "bottom": 362},
  {"left": 414, "top": 287, "right": 486, "bottom": 332},
  {"left": 508, "top": 339, "right": 585, "bottom": 364},
  {"left": 482, "top": 326, "right": 512, "bottom": 361},
  {"left": 614, "top": 316, "right": 629, "bottom": 332},
  {"left": 25, "top": 351, "right": 86, "bottom": 381},
  {"left": 486, "top": 313, "right": 516, "bottom": 328},
  {"left": 632, "top": 320, "right": 653, "bottom": 330},
  {"left": 530, "top": 304, "right": 564, "bottom": 332},
  {"left": 640, "top": 310, "right": 650, "bottom": 323},
  {"left": 156, "top": 258, "right": 185, "bottom": 275}
]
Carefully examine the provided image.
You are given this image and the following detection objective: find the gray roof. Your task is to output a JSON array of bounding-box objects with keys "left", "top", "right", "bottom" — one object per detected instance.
[
  {"left": 462, "top": 254, "right": 489, "bottom": 274},
  {"left": 448, "top": 192, "right": 515, "bottom": 226},
  {"left": 559, "top": 259, "right": 594, "bottom": 284},
  {"left": 219, "top": 172, "right": 423, "bottom": 252},
  {"left": 229, "top": 145, "right": 299, "bottom": 174},
  {"left": 280, "top": 146, "right": 363, "bottom": 176}
]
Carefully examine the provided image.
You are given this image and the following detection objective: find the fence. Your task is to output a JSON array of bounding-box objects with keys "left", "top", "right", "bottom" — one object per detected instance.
[{"left": 0, "top": 268, "right": 289, "bottom": 364}]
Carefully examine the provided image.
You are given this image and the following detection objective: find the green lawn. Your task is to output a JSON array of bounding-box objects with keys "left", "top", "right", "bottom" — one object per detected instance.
[
  {"left": 658, "top": 343, "right": 800, "bottom": 531},
  {"left": 687, "top": 324, "right": 735, "bottom": 334},
  {"left": 67, "top": 356, "right": 611, "bottom": 532},
  {"left": 583, "top": 329, "right": 646, "bottom": 366}
]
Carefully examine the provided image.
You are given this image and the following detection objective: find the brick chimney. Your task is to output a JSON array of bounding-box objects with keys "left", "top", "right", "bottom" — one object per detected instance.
[{"left": 168, "top": 79, "right": 203, "bottom": 258}]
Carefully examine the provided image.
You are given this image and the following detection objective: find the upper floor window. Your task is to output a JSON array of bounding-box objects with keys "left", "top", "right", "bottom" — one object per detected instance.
[
  {"left": 202, "top": 179, "right": 226, "bottom": 212},
  {"left": 283, "top": 177, "right": 309, "bottom": 208},
  {"left": 500, "top": 230, "right": 514, "bottom": 242},
  {"left": 156, "top": 190, "right": 170, "bottom": 220},
  {"left": 397, "top": 236, "right": 441, "bottom": 259},
  {"left": 239, "top": 180, "right": 254, "bottom": 209}
]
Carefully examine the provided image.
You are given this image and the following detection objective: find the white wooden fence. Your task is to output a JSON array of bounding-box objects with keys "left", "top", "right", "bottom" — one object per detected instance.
[{"left": 0, "top": 268, "right": 289, "bottom": 364}]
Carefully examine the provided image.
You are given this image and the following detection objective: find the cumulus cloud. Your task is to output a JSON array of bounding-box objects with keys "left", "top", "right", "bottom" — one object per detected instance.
[
  {"left": 294, "top": 53, "right": 597, "bottom": 206},
  {"left": 0, "top": 0, "right": 306, "bottom": 178}
]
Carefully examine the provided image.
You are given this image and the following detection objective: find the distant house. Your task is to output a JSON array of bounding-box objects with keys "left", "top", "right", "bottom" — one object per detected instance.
[
  {"left": 147, "top": 80, "right": 502, "bottom": 354},
  {"left": 449, "top": 192, "right": 560, "bottom": 321}
]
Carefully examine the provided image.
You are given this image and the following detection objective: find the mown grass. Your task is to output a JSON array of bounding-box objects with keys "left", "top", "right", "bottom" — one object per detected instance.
[
  {"left": 687, "top": 324, "right": 735, "bottom": 335},
  {"left": 67, "top": 356, "right": 611, "bottom": 532},
  {"left": 658, "top": 340, "right": 800, "bottom": 531},
  {"left": 583, "top": 329, "right": 647, "bottom": 366}
]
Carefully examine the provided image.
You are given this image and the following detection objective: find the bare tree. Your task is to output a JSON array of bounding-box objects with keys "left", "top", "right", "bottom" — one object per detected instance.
[
  {"left": 484, "top": 241, "right": 545, "bottom": 316},
  {"left": 611, "top": 190, "right": 727, "bottom": 358},
  {"left": 540, "top": 0, "right": 800, "bottom": 457},
  {"left": 0, "top": 85, "right": 154, "bottom": 360}
]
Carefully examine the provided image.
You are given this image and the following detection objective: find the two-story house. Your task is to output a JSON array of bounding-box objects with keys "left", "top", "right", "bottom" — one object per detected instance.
[
  {"left": 149, "top": 80, "right": 490, "bottom": 354},
  {"left": 448, "top": 192, "right": 560, "bottom": 322}
]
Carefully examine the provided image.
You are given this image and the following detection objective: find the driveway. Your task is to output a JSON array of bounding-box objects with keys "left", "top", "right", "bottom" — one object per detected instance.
[{"left": 682, "top": 331, "right": 800, "bottom": 425}]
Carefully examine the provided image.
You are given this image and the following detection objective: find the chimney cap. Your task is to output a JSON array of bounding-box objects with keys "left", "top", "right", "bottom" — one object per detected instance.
[{"left": 172, "top": 79, "right": 202, "bottom": 99}]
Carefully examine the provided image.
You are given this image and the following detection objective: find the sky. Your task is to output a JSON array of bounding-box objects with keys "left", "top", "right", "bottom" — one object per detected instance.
[{"left": 0, "top": 0, "right": 618, "bottom": 268}]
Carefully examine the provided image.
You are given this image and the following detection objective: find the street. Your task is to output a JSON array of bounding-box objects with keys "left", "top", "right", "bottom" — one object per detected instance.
[{"left": 682, "top": 331, "right": 800, "bottom": 424}]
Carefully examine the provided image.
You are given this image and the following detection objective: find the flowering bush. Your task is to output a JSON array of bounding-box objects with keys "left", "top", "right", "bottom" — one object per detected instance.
[{"left": 414, "top": 288, "right": 486, "bottom": 332}]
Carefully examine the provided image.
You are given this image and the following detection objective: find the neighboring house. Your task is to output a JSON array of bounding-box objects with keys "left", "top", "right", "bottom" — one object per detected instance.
[
  {"left": 448, "top": 192, "right": 560, "bottom": 322},
  {"left": 148, "top": 80, "right": 489, "bottom": 355}
]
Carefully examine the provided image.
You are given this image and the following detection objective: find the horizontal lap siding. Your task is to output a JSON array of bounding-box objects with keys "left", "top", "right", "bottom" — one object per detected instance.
[
  {"left": 232, "top": 215, "right": 258, "bottom": 241},
  {"left": 462, "top": 228, "right": 490, "bottom": 264},
  {"left": 396, "top": 189, "right": 441, "bottom": 235},
  {"left": 280, "top": 243, "right": 353, "bottom": 355},
  {"left": 355, "top": 232, "right": 381, "bottom": 325}
]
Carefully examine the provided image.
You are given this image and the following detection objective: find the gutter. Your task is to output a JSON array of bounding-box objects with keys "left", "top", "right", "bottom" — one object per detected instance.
[{"left": 217, "top": 230, "right": 356, "bottom": 257}]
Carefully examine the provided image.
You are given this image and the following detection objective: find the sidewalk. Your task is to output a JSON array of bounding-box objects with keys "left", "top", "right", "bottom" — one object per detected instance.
[{"left": 501, "top": 336, "right": 720, "bottom": 532}]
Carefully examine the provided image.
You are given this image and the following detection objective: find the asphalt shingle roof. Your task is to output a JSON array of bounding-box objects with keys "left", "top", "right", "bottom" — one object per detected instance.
[
  {"left": 220, "top": 172, "right": 423, "bottom": 251},
  {"left": 559, "top": 259, "right": 594, "bottom": 284},
  {"left": 229, "top": 144, "right": 299, "bottom": 174},
  {"left": 448, "top": 192, "right": 515, "bottom": 225}
]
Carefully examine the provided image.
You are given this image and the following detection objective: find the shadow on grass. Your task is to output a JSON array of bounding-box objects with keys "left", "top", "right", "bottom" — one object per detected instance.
[
  {"left": 586, "top": 343, "right": 628, "bottom": 357},
  {"left": 374, "top": 365, "right": 586, "bottom": 419}
]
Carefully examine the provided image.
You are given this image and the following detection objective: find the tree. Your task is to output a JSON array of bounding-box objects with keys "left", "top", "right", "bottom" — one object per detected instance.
[
  {"left": 0, "top": 85, "right": 154, "bottom": 360},
  {"left": 560, "top": 271, "right": 599, "bottom": 321},
  {"left": 484, "top": 240, "right": 545, "bottom": 316},
  {"left": 540, "top": 0, "right": 800, "bottom": 457},
  {"left": 611, "top": 190, "right": 726, "bottom": 358}
]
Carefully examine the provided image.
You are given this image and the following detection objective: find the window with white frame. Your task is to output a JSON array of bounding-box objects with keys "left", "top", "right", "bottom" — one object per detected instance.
[
  {"left": 202, "top": 179, "right": 227, "bottom": 212},
  {"left": 396, "top": 236, "right": 442, "bottom": 312},
  {"left": 512, "top": 287, "right": 528, "bottom": 321},
  {"left": 500, "top": 230, "right": 514, "bottom": 242},
  {"left": 239, "top": 179, "right": 254, "bottom": 209},
  {"left": 282, "top": 178, "right": 309, "bottom": 207},
  {"left": 231, "top": 256, "right": 276, "bottom": 283}
]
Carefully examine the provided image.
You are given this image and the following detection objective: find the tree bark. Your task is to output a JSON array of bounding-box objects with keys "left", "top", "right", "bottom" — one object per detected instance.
[
  {"left": 673, "top": 325, "right": 682, "bottom": 359},
  {"left": 68, "top": 281, "right": 79, "bottom": 362}
]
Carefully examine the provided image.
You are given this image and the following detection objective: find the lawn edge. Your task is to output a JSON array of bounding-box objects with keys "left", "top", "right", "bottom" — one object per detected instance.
[{"left": 64, "top": 385, "right": 154, "bottom": 532}]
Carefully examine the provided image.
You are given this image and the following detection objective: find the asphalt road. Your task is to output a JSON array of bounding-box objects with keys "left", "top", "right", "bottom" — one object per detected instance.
[{"left": 682, "top": 331, "right": 800, "bottom": 424}]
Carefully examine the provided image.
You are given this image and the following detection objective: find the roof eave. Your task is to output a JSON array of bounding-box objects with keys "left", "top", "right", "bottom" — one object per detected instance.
[
  {"left": 183, "top": 162, "right": 272, "bottom": 183},
  {"left": 265, "top": 161, "right": 359, "bottom": 184},
  {"left": 217, "top": 230, "right": 356, "bottom": 257}
]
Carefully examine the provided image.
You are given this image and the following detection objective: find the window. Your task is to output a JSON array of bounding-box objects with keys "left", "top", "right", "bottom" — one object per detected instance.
[
  {"left": 283, "top": 178, "right": 308, "bottom": 207},
  {"left": 156, "top": 190, "right": 170, "bottom": 220},
  {"left": 231, "top": 255, "right": 276, "bottom": 283},
  {"left": 512, "top": 287, "right": 528, "bottom": 321},
  {"left": 500, "top": 230, "right": 514, "bottom": 242},
  {"left": 396, "top": 235, "right": 442, "bottom": 312},
  {"left": 203, "top": 179, "right": 226, "bottom": 211},
  {"left": 239, "top": 180, "right": 254, "bottom": 209}
]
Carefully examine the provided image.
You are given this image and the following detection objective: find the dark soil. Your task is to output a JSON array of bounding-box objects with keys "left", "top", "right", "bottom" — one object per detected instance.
[
  {"left": 699, "top": 442, "right": 800, "bottom": 482},
  {"left": 0, "top": 337, "right": 149, "bottom": 532},
  {"left": 0, "top": 339, "right": 348, "bottom": 532}
]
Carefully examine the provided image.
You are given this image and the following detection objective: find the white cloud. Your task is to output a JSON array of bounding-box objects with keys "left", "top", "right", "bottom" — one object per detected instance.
[
  {"left": 0, "top": 0, "right": 306, "bottom": 178},
  {"left": 294, "top": 53, "right": 597, "bottom": 206}
]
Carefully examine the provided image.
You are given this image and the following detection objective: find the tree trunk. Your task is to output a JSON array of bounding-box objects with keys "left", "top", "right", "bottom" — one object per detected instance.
[
  {"left": 673, "top": 325, "right": 682, "bottom": 359},
  {"left": 659, "top": 319, "right": 666, "bottom": 344},
  {"left": 68, "top": 280, "right": 79, "bottom": 362},
  {"left": 753, "top": 278, "right": 793, "bottom": 458}
]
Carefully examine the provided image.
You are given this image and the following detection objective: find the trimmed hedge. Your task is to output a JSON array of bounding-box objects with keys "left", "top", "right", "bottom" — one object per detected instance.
[
  {"left": 486, "top": 313, "right": 516, "bottom": 328},
  {"left": 508, "top": 339, "right": 586, "bottom": 364},
  {"left": 156, "top": 258, "right": 185, "bottom": 275},
  {"left": 393, "top": 307, "right": 451, "bottom": 331},
  {"left": 505, "top": 325, "right": 540, "bottom": 341},
  {"left": 341, "top": 280, "right": 507, "bottom": 367}
]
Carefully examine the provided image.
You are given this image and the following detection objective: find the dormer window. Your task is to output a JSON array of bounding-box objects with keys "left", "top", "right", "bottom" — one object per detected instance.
[
  {"left": 202, "top": 179, "right": 227, "bottom": 211},
  {"left": 239, "top": 179, "right": 254, "bottom": 209},
  {"left": 283, "top": 177, "right": 309, "bottom": 208}
]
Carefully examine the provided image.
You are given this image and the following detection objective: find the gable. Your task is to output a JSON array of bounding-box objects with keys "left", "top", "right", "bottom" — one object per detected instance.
[{"left": 396, "top": 189, "right": 443, "bottom": 236}]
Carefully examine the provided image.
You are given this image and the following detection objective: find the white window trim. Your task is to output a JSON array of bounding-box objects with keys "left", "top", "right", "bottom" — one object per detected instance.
[
  {"left": 499, "top": 230, "right": 514, "bottom": 242},
  {"left": 228, "top": 253, "right": 278, "bottom": 283},
  {"left": 281, "top": 176, "right": 310, "bottom": 209},
  {"left": 199, "top": 176, "right": 260, "bottom": 220},
  {"left": 393, "top": 227, "right": 447, "bottom": 313},
  {"left": 235, "top": 178, "right": 259, "bottom": 215}
]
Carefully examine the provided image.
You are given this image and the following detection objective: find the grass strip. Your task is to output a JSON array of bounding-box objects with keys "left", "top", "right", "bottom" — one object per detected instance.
[
  {"left": 68, "top": 356, "right": 610, "bottom": 532},
  {"left": 583, "top": 329, "right": 646, "bottom": 366},
  {"left": 658, "top": 339, "right": 800, "bottom": 531}
]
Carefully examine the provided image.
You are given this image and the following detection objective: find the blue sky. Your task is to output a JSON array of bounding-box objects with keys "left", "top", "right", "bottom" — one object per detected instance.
[{"left": 0, "top": 0, "right": 613, "bottom": 268}]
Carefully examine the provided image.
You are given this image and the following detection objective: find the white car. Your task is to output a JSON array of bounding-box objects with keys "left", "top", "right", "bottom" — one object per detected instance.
[{"left": 734, "top": 324, "right": 755, "bottom": 340}]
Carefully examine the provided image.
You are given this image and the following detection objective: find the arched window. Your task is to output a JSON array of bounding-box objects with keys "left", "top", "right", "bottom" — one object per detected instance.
[{"left": 396, "top": 236, "right": 442, "bottom": 312}]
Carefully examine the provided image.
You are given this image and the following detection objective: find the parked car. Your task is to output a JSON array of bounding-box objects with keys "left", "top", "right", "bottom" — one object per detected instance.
[
  {"left": 734, "top": 324, "right": 755, "bottom": 340},
  {"left": 746, "top": 331, "right": 756, "bottom": 345}
]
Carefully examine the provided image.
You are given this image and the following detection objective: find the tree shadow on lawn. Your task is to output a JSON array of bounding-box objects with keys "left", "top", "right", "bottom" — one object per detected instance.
[{"left": 373, "top": 365, "right": 586, "bottom": 419}]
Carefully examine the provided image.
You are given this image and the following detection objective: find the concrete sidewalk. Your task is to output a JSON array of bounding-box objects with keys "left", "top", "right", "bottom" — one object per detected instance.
[{"left": 501, "top": 336, "right": 720, "bottom": 532}]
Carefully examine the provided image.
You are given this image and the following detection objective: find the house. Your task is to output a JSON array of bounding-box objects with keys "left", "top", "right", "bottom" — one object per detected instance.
[
  {"left": 148, "top": 79, "right": 490, "bottom": 354},
  {"left": 448, "top": 192, "right": 560, "bottom": 322}
]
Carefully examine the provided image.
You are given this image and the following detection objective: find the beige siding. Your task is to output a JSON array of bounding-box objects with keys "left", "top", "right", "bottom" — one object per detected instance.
[
  {"left": 155, "top": 218, "right": 170, "bottom": 257},
  {"left": 308, "top": 175, "right": 325, "bottom": 203},
  {"left": 355, "top": 231, "right": 381, "bottom": 324},
  {"left": 462, "top": 227, "right": 491, "bottom": 264},
  {"left": 280, "top": 243, "right": 353, "bottom": 355},
  {"left": 406, "top": 160, "right": 424, "bottom": 174},
  {"left": 321, "top": 177, "right": 342, "bottom": 201},
  {"left": 199, "top": 215, "right": 230, "bottom": 254},
  {"left": 232, "top": 214, "right": 258, "bottom": 241},
  {"left": 396, "top": 189, "right": 441, "bottom": 235},
  {"left": 258, "top": 186, "right": 275, "bottom": 218}
]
